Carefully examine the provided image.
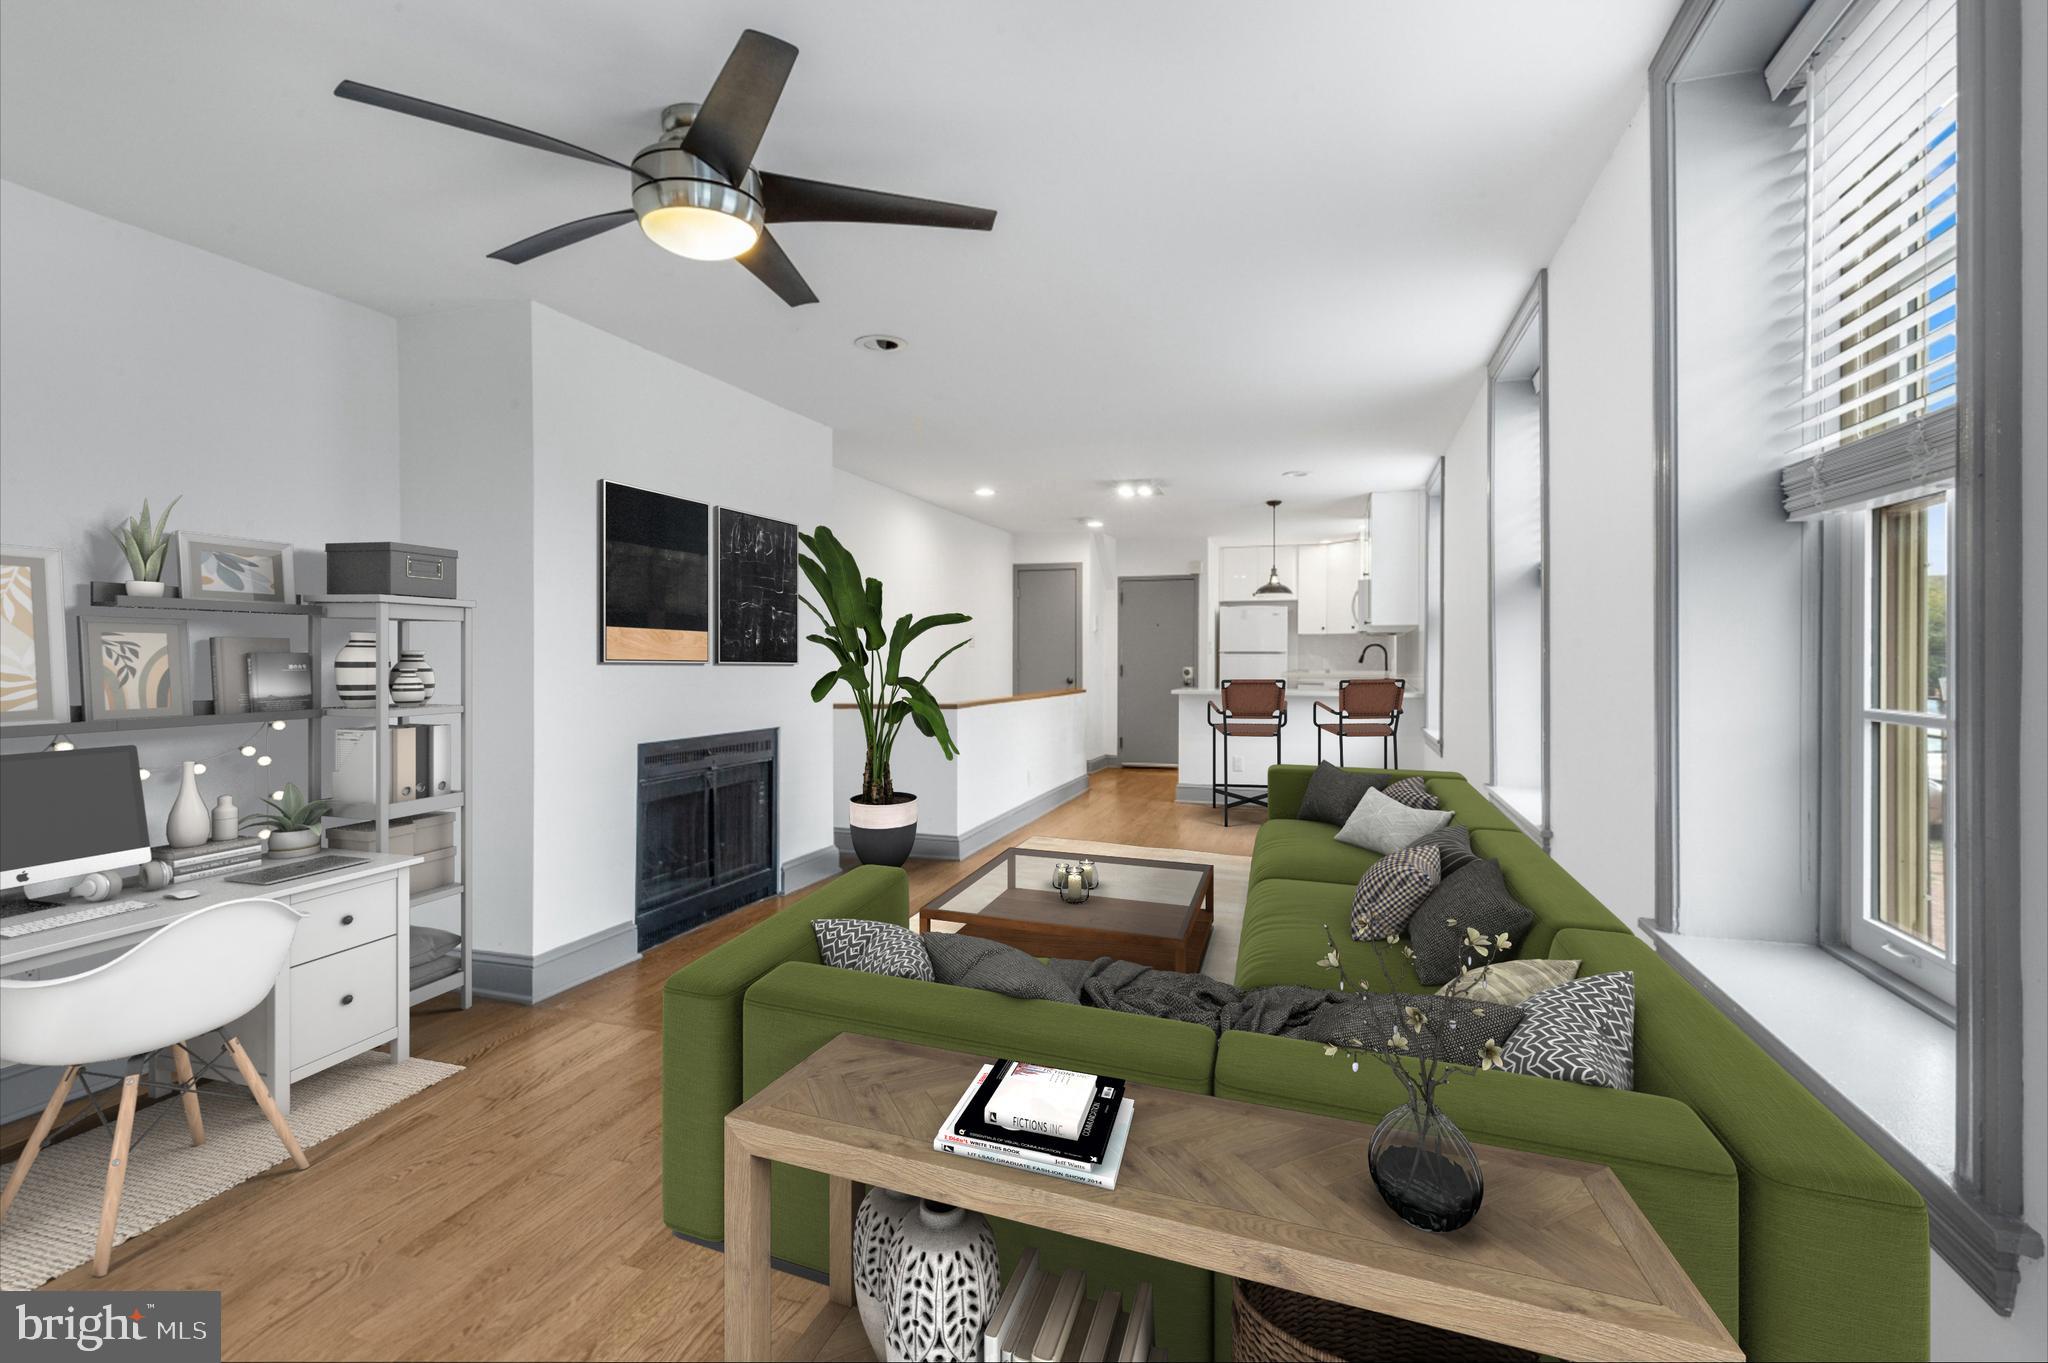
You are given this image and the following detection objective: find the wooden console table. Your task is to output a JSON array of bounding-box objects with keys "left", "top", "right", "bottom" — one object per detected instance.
[{"left": 723, "top": 1034, "right": 1742, "bottom": 1362}]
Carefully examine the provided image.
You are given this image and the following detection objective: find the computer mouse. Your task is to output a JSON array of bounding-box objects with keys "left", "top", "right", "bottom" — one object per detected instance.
[{"left": 166, "top": 889, "right": 202, "bottom": 900}]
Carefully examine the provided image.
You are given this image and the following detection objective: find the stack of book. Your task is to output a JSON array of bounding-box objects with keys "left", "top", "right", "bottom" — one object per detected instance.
[
  {"left": 934, "top": 1060, "right": 1134, "bottom": 1190},
  {"left": 980, "top": 1249, "right": 1157, "bottom": 1362},
  {"left": 151, "top": 836, "right": 264, "bottom": 883}
]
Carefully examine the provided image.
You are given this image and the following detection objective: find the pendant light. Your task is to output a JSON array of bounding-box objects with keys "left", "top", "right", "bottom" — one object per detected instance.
[{"left": 1253, "top": 498, "right": 1293, "bottom": 595}]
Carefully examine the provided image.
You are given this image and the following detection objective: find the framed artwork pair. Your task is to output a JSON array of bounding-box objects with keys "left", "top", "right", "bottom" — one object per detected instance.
[{"left": 598, "top": 480, "right": 799, "bottom": 666}]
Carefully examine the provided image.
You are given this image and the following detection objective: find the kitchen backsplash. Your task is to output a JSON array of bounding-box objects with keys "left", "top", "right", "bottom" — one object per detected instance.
[{"left": 1292, "top": 631, "right": 1406, "bottom": 677}]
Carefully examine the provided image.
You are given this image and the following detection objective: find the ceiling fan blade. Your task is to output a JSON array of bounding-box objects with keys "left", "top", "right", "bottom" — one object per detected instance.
[
  {"left": 680, "top": 30, "right": 799, "bottom": 185},
  {"left": 334, "top": 79, "right": 632, "bottom": 174},
  {"left": 488, "top": 209, "right": 638, "bottom": 264},
  {"left": 757, "top": 172, "right": 997, "bottom": 230},
  {"left": 736, "top": 229, "right": 818, "bottom": 307}
]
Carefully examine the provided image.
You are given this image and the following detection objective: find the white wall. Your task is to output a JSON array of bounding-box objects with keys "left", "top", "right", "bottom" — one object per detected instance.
[
  {"left": 828, "top": 469, "right": 1014, "bottom": 702},
  {"left": 0, "top": 178, "right": 398, "bottom": 852}
]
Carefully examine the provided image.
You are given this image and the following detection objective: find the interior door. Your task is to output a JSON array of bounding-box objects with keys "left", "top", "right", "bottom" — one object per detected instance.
[
  {"left": 1117, "top": 575, "right": 1199, "bottom": 766},
  {"left": 1014, "top": 564, "right": 1081, "bottom": 694}
]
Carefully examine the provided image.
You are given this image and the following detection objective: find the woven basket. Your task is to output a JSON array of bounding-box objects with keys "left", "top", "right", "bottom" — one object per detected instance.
[{"left": 1232, "top": 1280, "right": 1538, "bottom": 1362}]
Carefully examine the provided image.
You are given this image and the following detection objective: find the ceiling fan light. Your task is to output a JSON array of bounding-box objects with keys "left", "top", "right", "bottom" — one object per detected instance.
[{"left": 638, "top": 204, "right": 760, "bottom": 261}]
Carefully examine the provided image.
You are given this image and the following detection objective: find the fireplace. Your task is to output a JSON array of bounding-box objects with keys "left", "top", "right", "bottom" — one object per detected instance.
[{"left": 635, "top": 728, "right": 778, "bottom": 950}]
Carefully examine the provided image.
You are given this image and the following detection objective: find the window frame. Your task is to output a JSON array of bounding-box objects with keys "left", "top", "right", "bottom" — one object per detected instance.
[
  {"left": 1421, "top": 458, "right": 1445, "bottom": 753},
  {"left": 1485, "top": 270, "right": 1551, "bottom": 850}
]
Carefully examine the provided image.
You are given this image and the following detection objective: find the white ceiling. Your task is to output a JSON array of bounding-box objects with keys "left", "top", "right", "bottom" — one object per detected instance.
[{"left": 0, "top": 0, "right": 1673, "bottom": 539}]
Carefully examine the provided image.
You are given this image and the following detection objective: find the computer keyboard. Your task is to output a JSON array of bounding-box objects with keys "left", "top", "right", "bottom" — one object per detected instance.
[
  {"left": 0, "top": 899, "right": 155, "bottom": 938},
  {"left": 224, "top": 854, "right": 367, "bottom": 886}
]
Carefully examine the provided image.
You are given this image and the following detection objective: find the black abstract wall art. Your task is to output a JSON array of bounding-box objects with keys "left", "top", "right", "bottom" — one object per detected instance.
[
  {"left": 601, "top": 480, "right": 709, "bottom": 663},
  {"left": 715, "top": 508, "right": 799, "bottom": 665}
]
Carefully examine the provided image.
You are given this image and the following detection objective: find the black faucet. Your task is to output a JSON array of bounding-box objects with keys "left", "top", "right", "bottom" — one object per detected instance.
[{"left": 1357, "top": 641, "right": 1389, "bottom": 669}]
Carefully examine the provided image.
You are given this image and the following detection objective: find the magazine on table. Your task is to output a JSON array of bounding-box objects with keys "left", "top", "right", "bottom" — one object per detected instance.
[
  {"left": 954, "top": 1060, "right": 1126, "bottom": 1167},
  {"left": 935, "top": 1061, "right": 1135, "bottom": 1190}
]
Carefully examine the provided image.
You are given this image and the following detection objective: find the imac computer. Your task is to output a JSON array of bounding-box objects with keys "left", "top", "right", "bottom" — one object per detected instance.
[{"left": 1, "top": 745, "right": 152, "bottom": 894}]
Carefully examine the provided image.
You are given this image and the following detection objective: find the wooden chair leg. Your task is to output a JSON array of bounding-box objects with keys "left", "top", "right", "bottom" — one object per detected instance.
[
  {"left": 224, "top": 1037, "right": 309, "bottom": 1170},
  {"left": 93, "top": 1073, "right": 141, "bottom": 1276},
  {"left": 0, "top": 1064, "right": 80, "bottom": 1219},
  {"left": 170, "top": 1044, "right": 204, "bottom": 1146}
]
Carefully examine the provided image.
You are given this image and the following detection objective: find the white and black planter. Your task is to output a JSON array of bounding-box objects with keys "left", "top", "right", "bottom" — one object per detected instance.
[{"left": 848, "top": 793, "right": 918, "bottom": 867}]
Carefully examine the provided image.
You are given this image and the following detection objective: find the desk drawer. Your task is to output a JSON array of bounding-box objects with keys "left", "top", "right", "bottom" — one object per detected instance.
[
  {"left": 291, "top": 938, "right": 397, "bottom": 1063},
  {"left": 288, "top": 878, "right": 398, "bottom": 965}
]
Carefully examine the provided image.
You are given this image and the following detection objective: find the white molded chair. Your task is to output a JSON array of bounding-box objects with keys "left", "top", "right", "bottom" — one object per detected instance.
[{"left": 0, "top": 897, "right": 312, "bottom": 1275}]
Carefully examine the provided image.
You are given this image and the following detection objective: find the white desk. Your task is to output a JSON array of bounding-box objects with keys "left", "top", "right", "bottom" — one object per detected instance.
[{"left": 0, "top": 853, "right": 421, "bottom": 1113}]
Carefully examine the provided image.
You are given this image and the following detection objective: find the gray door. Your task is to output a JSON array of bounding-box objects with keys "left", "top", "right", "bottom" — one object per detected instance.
[
  {"left": 1014, "top": 564, "right": 1081, "bottom": 694},
  {"left": 1118, "top": 575, "right": 1199, "bottom": 766}
]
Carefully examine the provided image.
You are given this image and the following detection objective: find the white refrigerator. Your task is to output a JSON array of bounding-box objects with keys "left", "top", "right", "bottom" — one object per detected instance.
[{"left": 1217, "top": 603, "right": 1290, "bottom": 684}]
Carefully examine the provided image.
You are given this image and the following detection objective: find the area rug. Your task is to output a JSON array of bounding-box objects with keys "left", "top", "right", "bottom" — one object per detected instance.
[
  {"left": 0, "top": 1052, "right": 459, "bottom": 1290},
  {"left": 919, "top": 837, "right": 1252, "bottom": 983}
]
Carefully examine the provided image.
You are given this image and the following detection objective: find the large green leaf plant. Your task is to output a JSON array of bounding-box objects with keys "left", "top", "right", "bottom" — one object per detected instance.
[{"left": 799, "top": 526, "right": 971, "bottom": 804}]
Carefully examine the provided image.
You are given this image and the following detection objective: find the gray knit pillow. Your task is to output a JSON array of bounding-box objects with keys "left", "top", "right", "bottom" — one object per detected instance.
[
  {"left": 1407, "top": 824, "right": 1478, "bottom": 879},
  {"left": 922, "top": 932, "right": 1079, "bottom": 1002},
  {"left": 1405, "top": 859, "right": 1534, "bottom": 987},
  {"left": 1296, "top": 762, "right": 1391, "bottom": 825},
  {"left": 813, "top": 918, "right": 933, "bottom": 981}
]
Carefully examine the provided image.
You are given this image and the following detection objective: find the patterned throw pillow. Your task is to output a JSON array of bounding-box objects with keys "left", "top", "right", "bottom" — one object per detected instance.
[
  {"left": 1404, "top": 859, "right": 1535, "bottom": 986},
  {"left": 1501, "top": 971, "right": 1636, "bottom": 1090},
  {"left": 1436, "top": 957, "right": 1580, "bottom": 1006},
  {"left": 1407, "top": 824, "right": 1478, "bottom": 880},
  {"left": 1350, "top": 844, "right": 1442, "bottom": 940},
  {"left": 1297, "top": 762, "right": 1391, "bottom": 825},
  {"left": 812, "top": 918, "right": 934, "bottom": 982},
  {"left": 1382, "top": 776, "right": 1440, "bottom": 810},
  {"left": 1334, "top": 787, "right": 1454, "bottom": 855}
]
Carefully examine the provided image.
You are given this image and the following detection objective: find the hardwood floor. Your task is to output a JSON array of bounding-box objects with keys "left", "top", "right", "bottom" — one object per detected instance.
[{"left": 3, "top": 768, "right": 1257, "bottom": 1360}]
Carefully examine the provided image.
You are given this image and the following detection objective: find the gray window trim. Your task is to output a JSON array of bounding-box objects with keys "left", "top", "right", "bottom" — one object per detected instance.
[
  {"left": 1422, "top": 457, "right": 1446, "bottom": 755},
  {"left": 1485, "top": 271, "right": 1551, "bottom": 850},
  {"left": 1649, "top": 0, "right": 2041, "bottom": 1312}
]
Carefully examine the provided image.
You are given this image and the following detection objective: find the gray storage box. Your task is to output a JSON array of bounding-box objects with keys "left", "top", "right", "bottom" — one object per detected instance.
[
  {"left": 326, "top": 542, "right": 459, "bottom": 598},
  {"left": 328, "top": 810, "right": 456, "bottom": 856}
]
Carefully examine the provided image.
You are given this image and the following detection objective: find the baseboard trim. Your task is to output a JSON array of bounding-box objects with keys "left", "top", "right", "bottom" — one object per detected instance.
[
  {"left": 1086, "top": 753, "right": 1121, "bottom": 773},
  {"left": 781, "top": 846, "right": 840, "bottom": 893},
  {"left": 472, "top": 921, "right": 641, "bottom": 1005},
  {"left": 832, "top": 773, "right": 1091, "bottom": 861},
  {"left": 670, "top": 1229, "right": 828, "bottom": 1284}
]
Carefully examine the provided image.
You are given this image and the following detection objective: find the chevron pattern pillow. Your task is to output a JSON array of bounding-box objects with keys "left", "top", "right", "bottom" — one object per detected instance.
[
  {"left": 812, "top": 918, "right": 934, "bottom": 982},
  {"left": 1350, "top": 844, "right": 1443, "bottom": 940},
  {"left": 1501, "top": 971, "right": 1636, "bottom": 1089},
  {"left": 1382, "top": 776, "right": 1441, "bottom": 810}
]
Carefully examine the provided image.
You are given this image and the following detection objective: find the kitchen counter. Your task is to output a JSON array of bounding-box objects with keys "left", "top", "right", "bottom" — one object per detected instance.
[{"left": 1171, "top": 670, "right": 1420, "bottom": 699}]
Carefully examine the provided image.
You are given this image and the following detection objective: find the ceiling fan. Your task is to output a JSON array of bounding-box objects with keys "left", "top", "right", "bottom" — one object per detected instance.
[{"left": 334, "top": 29, "right": 996, "bottom": 306}]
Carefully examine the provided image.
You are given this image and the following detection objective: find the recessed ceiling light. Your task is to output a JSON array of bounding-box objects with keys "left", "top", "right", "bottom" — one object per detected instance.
[
  {"left": 1135, "top": 484, "right": 1155, "bottom": 498},
  {"left": 855, "top": 334, "right": 907, "bottom": 352},
  {"left": 1084, "top": 518, "right": 1104, "bottom": 529},
  {"left": 1115, "top": 484, "right": 1135, "bottom": 498},
  {"left": 974, "top": 486, "right": 996, "bottom": 497}
]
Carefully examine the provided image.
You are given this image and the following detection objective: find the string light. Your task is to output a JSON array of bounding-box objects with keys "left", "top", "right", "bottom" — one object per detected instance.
[
  {"left": 192, "top": 763, "right": 207, "bottom": 775},
  {"left": 271, "top": 790, "right": 286, "bottom": 801},
  {"left": 270, "top": 720, "right": 286, "bottom": 731},
  {"left": 256, "top": 755, "right": 273, "bottom": 766},
  {"left": 45, "top": 737, "right": 75, "bottom": 751},
  {"left": 137, "top": 768, "right": 152, "bottom": 780},
  {"left": 240, "top": 745, "right": 258, "bottom": 757}
]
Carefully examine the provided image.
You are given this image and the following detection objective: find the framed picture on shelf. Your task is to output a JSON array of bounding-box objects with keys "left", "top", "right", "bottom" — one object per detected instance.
[
  {"left": 78, "top": 611, "right": 190, "bottom": 722},
  {"left": 1, "top": 543, "right": 70, "bottom": 725},
  {"left": 715, "top": 507, "right": 799, "bottom": 665},
  {"left": 600, "top": 480, "right": 709, "bottom": 663},
  {"left": 173, "top": 532, "right": 295, "bottom": 604}
]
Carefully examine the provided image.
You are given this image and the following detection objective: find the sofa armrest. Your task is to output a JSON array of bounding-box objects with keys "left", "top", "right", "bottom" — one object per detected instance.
[{"left": 659, "top": 865, "right": 907, "bottom": 1240}]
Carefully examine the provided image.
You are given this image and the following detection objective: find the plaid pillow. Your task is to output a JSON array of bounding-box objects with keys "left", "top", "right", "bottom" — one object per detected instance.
[
  {"left": 1350, "top": 843, "right": 1443, "bottom": 941},
  {"left": 1383, "top": 776, "right": 1440, "bottom": 810}
]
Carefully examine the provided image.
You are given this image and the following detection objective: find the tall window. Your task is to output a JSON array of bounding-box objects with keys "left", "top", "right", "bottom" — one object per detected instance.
[
  {"left": 1487, "top": 275, "right": 1547, "bottom": 846},
  {"left": 1422, "top": 460, "right": 1444, "bottom": 749},
  {"left": 1785, "top": 0, "right": 1960, "bottom": 998}
]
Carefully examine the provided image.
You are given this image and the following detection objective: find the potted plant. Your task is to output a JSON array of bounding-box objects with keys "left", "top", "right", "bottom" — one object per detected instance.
[
  {"left": 111, "top": 495, "right": 181, "bottom": 598},
  {"left": 242, "top": 783, "right": 332, "bottom": 858},
  {"left": 800, "top": 526, "right": 971, "bottom": 866}
]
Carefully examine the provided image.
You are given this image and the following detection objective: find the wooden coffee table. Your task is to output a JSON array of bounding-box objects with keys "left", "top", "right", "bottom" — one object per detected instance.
[
  {"left": 919, "top": 846, "right": 1215, "bottom": 972},
  {"left": 724, "top": 1034, "right": 1743, "bottom": 1362}
]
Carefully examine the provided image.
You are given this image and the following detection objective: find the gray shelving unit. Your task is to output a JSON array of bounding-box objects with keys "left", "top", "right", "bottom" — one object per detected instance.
[{"left": 307, "top": 593, "right": 475, "bottom": 1009}]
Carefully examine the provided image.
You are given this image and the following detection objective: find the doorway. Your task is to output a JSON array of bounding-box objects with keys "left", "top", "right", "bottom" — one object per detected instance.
[
  {"left": 1014, "top": 563, "right": 1082, "bottom": 695},
  {"left": 1117, "top": 575, "right": 1199, "bottom": 766}
]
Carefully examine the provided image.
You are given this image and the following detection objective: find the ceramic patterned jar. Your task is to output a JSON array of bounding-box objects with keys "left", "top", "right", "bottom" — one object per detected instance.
[
  {"left": 886, "top": 1200, "right": 1000, "bottom": 1362},
  {"left": 334, "top": 632, "right": 379, "bottom": 708},
  {"left": 389, "top": 650, "right": 433, "bottom": 706},
  {"left": 853, "top": 1187, "right": 917, "bottom": 1358}
]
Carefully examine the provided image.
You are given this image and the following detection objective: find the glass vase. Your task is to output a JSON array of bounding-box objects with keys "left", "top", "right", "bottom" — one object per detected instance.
[{"left": 1368, "top": 1099, "right": 1484, "bottom": 1232}]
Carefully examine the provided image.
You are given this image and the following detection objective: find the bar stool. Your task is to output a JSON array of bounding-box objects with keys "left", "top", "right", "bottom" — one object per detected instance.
[
  {"left": 1207, "top": 678, "right": 1286, "bottom": 826},
  {"left": 1313, "top": 677, "right": 1406, "bottom": 768}
]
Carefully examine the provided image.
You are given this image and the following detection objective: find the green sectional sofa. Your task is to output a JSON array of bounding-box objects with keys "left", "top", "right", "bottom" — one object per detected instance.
[{"left": 662, "top": 764, "right": 1930, "bottom": 1361}]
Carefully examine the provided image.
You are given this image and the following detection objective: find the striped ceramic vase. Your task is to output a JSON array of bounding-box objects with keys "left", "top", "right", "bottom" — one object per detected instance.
[
  {"left": 334, "top": 632, "right": 379, "bottom": 708},
  {"left": 389, "top": 650, "right": 431, "bottom": 707}
]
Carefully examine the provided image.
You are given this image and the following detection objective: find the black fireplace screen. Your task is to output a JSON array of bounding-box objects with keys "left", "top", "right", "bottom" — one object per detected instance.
[{"left": 635, "top": 729, "right": 778, "bottom": 950}]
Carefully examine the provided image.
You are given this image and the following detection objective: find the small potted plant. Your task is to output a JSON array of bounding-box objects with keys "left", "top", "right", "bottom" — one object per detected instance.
[
  {"left": 799, "top": 526, "right": 971, "bottom": 866},
  {"left": 111, "top": 495, "right": 181, "bottom": 598},
  {"left": 242, "top": 783, "right": 332, "bottom": 858}
]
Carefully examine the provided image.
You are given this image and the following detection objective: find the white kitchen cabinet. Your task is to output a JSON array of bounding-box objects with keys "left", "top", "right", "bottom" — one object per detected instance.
[
  {"left": 1295, "top": 539, "right": 1366, "bottom": 634},
  {"left": 1220, "top": 543, "right": 1295, "bottom": 601},
  {"left": 1364, "top": 492, "right": 1422, "bottom": 629}
]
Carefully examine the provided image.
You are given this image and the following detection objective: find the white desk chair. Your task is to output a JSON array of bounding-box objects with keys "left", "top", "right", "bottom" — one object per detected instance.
[{"left": 0, "top": 896, "right": 312, "bottom": 1275}]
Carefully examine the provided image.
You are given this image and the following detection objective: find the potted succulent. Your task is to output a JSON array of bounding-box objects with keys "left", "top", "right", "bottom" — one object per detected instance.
[
  {"left": 111, "top": 495, "right": 181, "bottom": 598},
  {"left": 242, "top": 783, "right": 332, "bottom": 858},
  {"left": 800, "top": 526, "right": 971, "bottom": 866}
]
